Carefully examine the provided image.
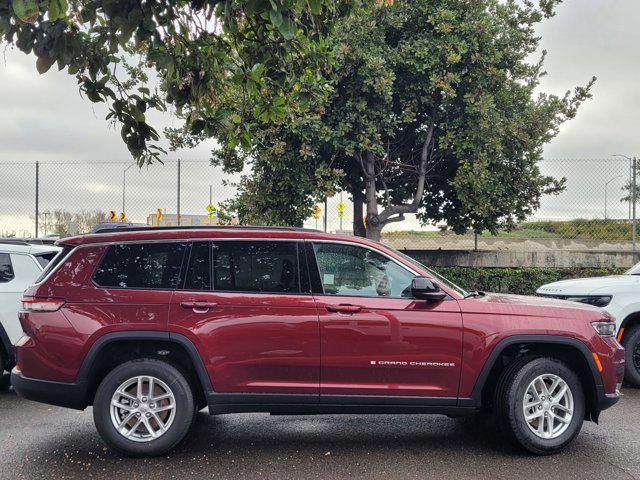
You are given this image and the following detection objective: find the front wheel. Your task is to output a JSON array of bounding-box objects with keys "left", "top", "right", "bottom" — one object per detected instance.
[
  {"left": 494, "top": 357, "right": 585, "bottom": 455},
  {"left": 93, "top": 359, "right": 195, "bottom": 457},
  {"left": 622, "top": 327, "right": 640, "bottom": 387}
]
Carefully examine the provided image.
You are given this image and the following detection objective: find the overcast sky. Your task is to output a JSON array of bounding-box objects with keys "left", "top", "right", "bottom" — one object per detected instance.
[{"left": 1, "top": 0, "right": 639, "bottom": 234}]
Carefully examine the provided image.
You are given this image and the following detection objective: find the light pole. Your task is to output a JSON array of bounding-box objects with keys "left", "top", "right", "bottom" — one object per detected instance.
[
  {"left": 122, "top": 163, "right": 136, "bottom": 216},
  {"left": 43, "top": 211, "right": 50, "bottom": 236},
  {"left": 604, "top": 176, "right": 625, "bottom": 219},
  {"left": 613, "top": 155, "right": 638, "bottom": 251}
]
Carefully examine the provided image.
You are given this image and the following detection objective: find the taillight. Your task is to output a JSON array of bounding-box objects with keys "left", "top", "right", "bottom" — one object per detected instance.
[{"left": 22, "top": 298, "right": 65, "bottom": 312}]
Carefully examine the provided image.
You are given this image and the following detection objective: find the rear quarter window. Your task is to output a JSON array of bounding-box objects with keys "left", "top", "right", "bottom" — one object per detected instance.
[
  {"left": 93, "top": 242, "right": 187, "bottom": 290},
  {"left": 0, "top": 253, "right": 14, "bottom": 283},
  {"left": 34, "top": 251, "right": 58, "bottom": 268},
  {"left": 34, "top": 246, "right": 74, "bottom": 284}
]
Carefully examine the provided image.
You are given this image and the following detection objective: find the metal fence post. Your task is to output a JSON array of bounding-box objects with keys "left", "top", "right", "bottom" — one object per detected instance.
[
  {"left": 633, "top": 157, "right": 637, "bottom": 252},
  {"left": 323, "top": 197, "right": 328, "bottom": 232},
  {"left": 35, "top": 161, "right": 39, "bottom": 238},
  {"left": 177, "top": 159, "right": 181, "bottom": 226}
]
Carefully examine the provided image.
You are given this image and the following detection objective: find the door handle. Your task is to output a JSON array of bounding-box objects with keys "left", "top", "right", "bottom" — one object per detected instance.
[
  {"left": 180, "top": 301, "right": 217, "bottom": 313},
  {"left": 326, "top": 304, "right": 362, "bottom": 314}
]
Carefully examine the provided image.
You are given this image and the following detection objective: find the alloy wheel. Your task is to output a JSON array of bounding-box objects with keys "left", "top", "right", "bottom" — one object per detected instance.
[
  {"left": 109, "top": 376, "right": 177, "bottom": 442},
  {"left": 522, "top": 373, "right": 574, "bottom": 440}
]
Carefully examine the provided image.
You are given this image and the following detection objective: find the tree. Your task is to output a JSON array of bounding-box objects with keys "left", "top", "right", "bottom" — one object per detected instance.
[
  {"left": 218, "top": 0, "right": 594, "bottom": 240},
  {"left": 40, "top": 209, "right": 106, "bottom": 236},
  {"left": 0, "top": 0, "right": 365, "bottom": 164},
  {"left": 620, "top": 158, "right": 639, "bottom": 209}
]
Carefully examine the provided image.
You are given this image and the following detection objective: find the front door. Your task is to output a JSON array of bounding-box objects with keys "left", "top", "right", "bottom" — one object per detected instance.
[
  {"left": 169, "top": 240, "right": 319, "bottom": 398},
  {"left": 309, "top": 242, "right": 463, "bottom": 401}
]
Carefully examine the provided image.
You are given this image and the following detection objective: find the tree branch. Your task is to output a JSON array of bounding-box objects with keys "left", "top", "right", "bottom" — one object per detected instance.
[{"left": 377, "top": 123, "right": 434, "bottom": 224}]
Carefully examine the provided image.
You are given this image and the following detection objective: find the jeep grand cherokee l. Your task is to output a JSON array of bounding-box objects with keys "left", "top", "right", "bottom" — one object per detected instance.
[{"left": 11, "top": 227, "right": 624, "bottom": 457}]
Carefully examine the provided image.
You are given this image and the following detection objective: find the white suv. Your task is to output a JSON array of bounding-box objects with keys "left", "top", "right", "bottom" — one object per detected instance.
[
  {"left": 537, "top": 264, "right": 640, "bottom": 386},
  {"left": 0, "top": 240, "right": 61, "bottom": 373}
]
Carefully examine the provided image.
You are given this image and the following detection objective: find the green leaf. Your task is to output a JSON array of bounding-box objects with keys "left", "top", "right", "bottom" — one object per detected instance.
[
  {"left": 48, "top": 0, "right": 67, "bottom": 21},
  {"left": 231, "top": 114, "right": 242, "bottom": 124},
  {"left": 309, "top": 0, "right": 322, "bottom": 15},
  {"left": 269, "top": 8, "right": 283, "bottom": 27},
  {"left": 36, "top": 55, "right": 55, "bottom": 74},
  {"left": 277, "top": 15, "right": 295, "bottom": 40},
  {"left": 12, "top": 0, "right": 39, "bottom": 24}
]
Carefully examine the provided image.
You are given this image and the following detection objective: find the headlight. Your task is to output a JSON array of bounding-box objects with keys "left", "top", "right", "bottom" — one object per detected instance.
[
  {"left": 592, "top": 321, "right": 616, "bottom": 337},
  {"left": 565, "top": 295, "right": 612, "bottom": 307}
]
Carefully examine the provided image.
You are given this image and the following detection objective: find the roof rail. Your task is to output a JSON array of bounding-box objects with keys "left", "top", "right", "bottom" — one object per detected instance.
[
  {"left": 0, "top": 238, "right": 59, "bottom": 246},
  {"left": 0, "top": 239, "right": 31, "bottom": 246},
  {"left": 90, "top": 225, "right": 319, "bottom": 235}
]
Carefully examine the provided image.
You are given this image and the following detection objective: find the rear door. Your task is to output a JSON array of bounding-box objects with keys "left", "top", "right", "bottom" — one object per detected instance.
[{"left": 169, "top": 240, "right": 320, "bottom": 399}]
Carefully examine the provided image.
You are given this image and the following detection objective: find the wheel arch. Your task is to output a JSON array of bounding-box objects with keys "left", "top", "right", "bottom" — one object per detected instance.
[
  {"left": 617, "top": 311, "right": 640, "bottom": 342},
  {"left": 0, "top": 322, "right": 14, "bottom": 371},
  {"left": 465, "top": 335, "right": 603, "bottom": 420},
  {"left": 78, "top": 331, "right": 213, "bottom": 408}
]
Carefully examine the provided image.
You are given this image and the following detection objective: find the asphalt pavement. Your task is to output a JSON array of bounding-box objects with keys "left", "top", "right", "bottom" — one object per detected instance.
[{"left": 1, "top": 373, "right": 639, "bottom": 480}]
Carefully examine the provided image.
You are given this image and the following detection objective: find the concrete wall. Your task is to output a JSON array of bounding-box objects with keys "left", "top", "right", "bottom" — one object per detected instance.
[
  {"left": 383, "top": 235, "right": 638, "bottom": 253},
  {"left": 401, "top": 249, "right": 640, "bottom": 268}
]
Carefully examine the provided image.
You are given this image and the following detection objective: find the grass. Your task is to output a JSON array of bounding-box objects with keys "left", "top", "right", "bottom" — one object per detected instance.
[{"left": 383, "top": 219, "right": 634, "bottom": 242}]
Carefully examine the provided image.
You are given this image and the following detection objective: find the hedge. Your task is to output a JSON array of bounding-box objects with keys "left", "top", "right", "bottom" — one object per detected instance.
[{"left": 434, "top": 267, "right": 627, "bottom": 296}]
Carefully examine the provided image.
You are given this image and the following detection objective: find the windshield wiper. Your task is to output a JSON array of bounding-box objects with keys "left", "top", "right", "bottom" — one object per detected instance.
[{"left": 463, "top": 291, "right": 486, "bottom": 299}]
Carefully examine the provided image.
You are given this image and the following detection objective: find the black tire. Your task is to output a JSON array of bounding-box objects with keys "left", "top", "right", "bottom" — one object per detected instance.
[
  {"left": 0, "top": 348, "right": 6, "bottom": 375},
  {"left": 93, "top": 358, "right": 195, "bottom": 457},
  {"left": 622, "top": 327, "right": 640, "bottom": 387},
  {"left": 494, "top": 356, "right": 585, "bottom": 455}
]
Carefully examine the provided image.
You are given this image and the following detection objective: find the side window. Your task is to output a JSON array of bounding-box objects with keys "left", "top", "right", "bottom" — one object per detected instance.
[
  {"left": 213, "top": 241, "right": 299, "bottom": 293},
  {"left": 34, "top": 251, "right": 58, "bottom": 268},
  {"left": 94, "top": 242, "right": 187, "bottom": 289},
  {"left": 0, "top": 253, "right": 14, "bottom": 283},
  {"left": 183, "top": 242, "right": 211, "bottom": 291},
  {"left": 312, "top": 243, "right": 415, "bottom": 298}
]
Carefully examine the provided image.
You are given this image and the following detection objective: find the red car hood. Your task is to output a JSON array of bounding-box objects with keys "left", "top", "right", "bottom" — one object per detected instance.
[{"left": 458, "top": 292, "right": 608, "bottom": 321}]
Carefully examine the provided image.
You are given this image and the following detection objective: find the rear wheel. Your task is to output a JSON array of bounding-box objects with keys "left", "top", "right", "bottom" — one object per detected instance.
[
  {"left": 622, "top": 327, "right": 640, "bottom": 387},
  {"left": 0, "top": 349, "right": 5, "bottom": 374},
  {"left": 93, "top": 359, "right": 195, "bottom": 457},
  {"left": 494, "top": 357, "right": 585, "bottom": 455}
]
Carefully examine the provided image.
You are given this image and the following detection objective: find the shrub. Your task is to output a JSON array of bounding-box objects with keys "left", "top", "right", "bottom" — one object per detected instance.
[{"left": 435, "top": 266, "right": 627, "bottom": 296}]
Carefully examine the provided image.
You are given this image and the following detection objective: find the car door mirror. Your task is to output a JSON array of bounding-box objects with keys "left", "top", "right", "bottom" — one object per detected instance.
[{"left": 411, "top": 277, "right": 447, "bottom": 302}]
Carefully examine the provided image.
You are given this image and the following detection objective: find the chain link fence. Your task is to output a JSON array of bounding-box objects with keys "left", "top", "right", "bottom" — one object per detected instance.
[{"left": 1, "top": 158, "right": 638, "bottom": 253}]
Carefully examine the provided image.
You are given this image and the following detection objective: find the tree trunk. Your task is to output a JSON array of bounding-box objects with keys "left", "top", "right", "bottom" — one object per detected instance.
[
  {"left": 361, "top": 151, "right": 382, "bottom": 240},
  {"left": 358, "top": 124, "right": 435, "bottom": 242},
  {"left": 352, "top": 186, "right": 366, "bottom": 237}
]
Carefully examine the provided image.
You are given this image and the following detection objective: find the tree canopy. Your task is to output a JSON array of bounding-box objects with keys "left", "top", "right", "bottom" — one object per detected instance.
[
  {"left": 218, "top": 0, "right": 595, "bottom": 240},
  {"left": 0, "top": 0, "right": 365, "bottom": 163}
]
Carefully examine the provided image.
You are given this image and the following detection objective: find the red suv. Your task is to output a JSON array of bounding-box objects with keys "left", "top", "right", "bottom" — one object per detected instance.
[{"left": 11, "top": 227, "right": 624, "bottom": 457}]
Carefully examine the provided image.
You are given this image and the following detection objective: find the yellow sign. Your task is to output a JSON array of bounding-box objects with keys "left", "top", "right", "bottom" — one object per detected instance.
[
  {"left": 119, "top": 212, "right": 127, "bottom": 221},
  {"left": 109, "top": 211, "right": 117, "bottom": 221},
  {"left": 156, "top": 209, "right": 163, "bottom": 222},
  {"left": 337, "top": 212, "right": 344, "bottom": 218},
  {"left": 363, "top": 216, "right": 367, "bottom": 228},
  {"left": 312, "top": 205, "right": 321, "bottom": 216},
  {"left": 206, "top": 203, "right": 216, "bottom": 219},
  {"left": 337, "top": 202, "right": 346, "bottom": 212}
]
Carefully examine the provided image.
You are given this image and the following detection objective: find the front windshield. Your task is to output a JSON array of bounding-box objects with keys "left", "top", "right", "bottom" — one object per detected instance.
[
  {"left": 626, "top": 261, "right": 640, "bottom": 275},
  {"left": 393, "top": 249, "right": 469, "bottom": 297}
]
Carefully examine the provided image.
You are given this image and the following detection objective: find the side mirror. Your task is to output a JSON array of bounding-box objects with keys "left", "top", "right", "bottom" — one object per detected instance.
[{"left": 411, "top": 277, "right": 447, "bottom": 302}]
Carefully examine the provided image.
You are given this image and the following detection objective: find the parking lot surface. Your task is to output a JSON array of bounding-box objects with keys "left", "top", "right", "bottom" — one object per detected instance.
[{"left": 1, "top": 373, "right": 639, "bottom": 480}]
